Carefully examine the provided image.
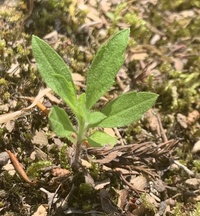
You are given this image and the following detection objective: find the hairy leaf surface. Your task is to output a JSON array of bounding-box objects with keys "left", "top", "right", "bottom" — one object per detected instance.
[
  {"left": 32, "top": 36, "right": 77, "bottom": 111},
  {"left": 49, "top": 106, "right": 75, "bottom": 142},
  {"left": 87, "top": 111, "right": 107, "bottom": 127},
  {"left": 88, "top": 131, "right": 117, "bottom": 147},
  {"left": 86, "top": 29, "right": 130, "bottom": 109},
  {"left": 98, "top": 92, "right": 158, "bottom": 128}
]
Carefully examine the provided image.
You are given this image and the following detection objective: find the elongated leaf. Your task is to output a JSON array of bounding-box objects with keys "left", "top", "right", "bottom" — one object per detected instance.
[
  {"left": 51, "top": 74, "right": 77, "bottom": 112},
  {"left": 86, "top": 29, "right": 130, "bottom": 109},
  {"left": 49, "top": 106, "right": 76, "bottom": 142},
  {"left": 32, "top": 36, "right": 77, "bottom": 110},
  {"left": 87, "top": 131, "right": 117, "bottom": 147},
  {"left": 98, "top": 92, "right": 158, "bottom": 128},
  {"left": 32, "top": 36, "right": 74, "bottom": 84}
]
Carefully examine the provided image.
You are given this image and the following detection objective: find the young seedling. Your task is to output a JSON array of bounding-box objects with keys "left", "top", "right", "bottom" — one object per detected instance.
[{"left": 32, "top": 29, "right": 158, "bottom": 171}]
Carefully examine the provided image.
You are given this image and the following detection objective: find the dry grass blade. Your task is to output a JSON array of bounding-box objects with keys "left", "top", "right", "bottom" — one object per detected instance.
[
  {"left": 0, "top": 110, "right": 26, "bottom": 124},
  {"left": 0, "top": 88, "right": 51, "bottom": 124},
  {"left": 5, "top": 150, "right": 35, "bottom": 185}
]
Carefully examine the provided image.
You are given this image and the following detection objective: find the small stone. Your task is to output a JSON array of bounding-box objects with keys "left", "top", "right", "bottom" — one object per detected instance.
[
  {"left": 185, "top": 178, "right": 200, "bottom": 190},
  {"left": 192, "top": 140, "right": 200, "bottom": 153}
]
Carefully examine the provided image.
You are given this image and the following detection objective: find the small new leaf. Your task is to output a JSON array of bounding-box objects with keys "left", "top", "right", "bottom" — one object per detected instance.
[
  {"left": 49, "top": 106, "right": 76, "bottom": 142},
  {"left": 76, "top": 93, "right": 89, "bottom": 122},
  {"left": 88, "top": 131, "right": 117, "bottom": 147},
  {"left": 98, "top": 92, "right": 158, "bottom": 128},
  {"left": 77, "top": 94, "right": 106, "bottom": 127}
]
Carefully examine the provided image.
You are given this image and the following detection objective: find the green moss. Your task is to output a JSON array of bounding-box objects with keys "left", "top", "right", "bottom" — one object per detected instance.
[
  {"left": 106, "top": 3, "right": 127, "bottom": 25},
  {"left": 79, "top": 183, "right": 94, "bottom": 197},
  {"left": 16, "top": 43, "right": 30, "bottom": 57},
  {"left": 0, "top": 78, "right": 8, "bottom": 85},
  {"left": 106, "top": 3, "right": 148, "bottom": 40},
  {"left": 154, "top": 61, "right": 200, "bottom": 112},
  {"left": 3, "top": 92, "right": 10, "bottom": 100},
  {"left": 140, "top": 194, "right": 156, "bottom": 212},
  {"left": 0, "top": 201, "right": 4, "bottom": 208},
  {"left": 69, "top": 181, "right": 97, "bottom": 211},
  {"left": 193, "top": 160, "right": 200, "bottom": 172},
  {"left": 90, "top": 162, "right": 100, "bottom": 179},
  {"left": 125, "top": 13, "right": 148, "bottom": 39},
  {"left": 0, "top": 39, "right": 5, "bottom": 57},
  {"left": 27, "top": 160, "right": 52, "bottom": 178},
  {"left": 173, "top": 202, "right": 184, "bottom": 216},
  {"left": 25, "top": 0, "right": 87, "bottom": 36},
  {"left": 192, "top": 202, "right": 200, "bottom": 216},
  {"left": 158, "top": 0, "right": 196, "bottom": 10},
  {"left": 59, "top": 143, "right": 71, "bottom": 169}
]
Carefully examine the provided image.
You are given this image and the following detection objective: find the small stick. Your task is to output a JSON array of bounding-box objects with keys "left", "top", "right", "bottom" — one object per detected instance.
[
  {"left": 20, "top": 96, "right": 50, "bottom": 115},
  {"left": 120, "top": 173, "right": 144, "bottom": 195},
  {"left": 5, "top": 150, "right": 36, "bottom": 185},
  {"left": 22, "top": 0, "right": 34, "bottom": 25},
  {"left": 154, "top": 111, "right": 168, "bottom": 142},
  {"left": 113, "top": 127, "right": 125, "bottom": 146},
  {"left": 173, "top": 160, "right": 194, "bottom": 177}
]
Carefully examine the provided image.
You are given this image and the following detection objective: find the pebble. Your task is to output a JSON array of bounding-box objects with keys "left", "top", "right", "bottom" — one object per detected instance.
[{"left": 185, "top": 178, "right": 200, "bottom": 190}]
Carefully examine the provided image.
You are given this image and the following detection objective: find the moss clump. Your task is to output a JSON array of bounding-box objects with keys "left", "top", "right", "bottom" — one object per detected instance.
[
  {"left": 140, "top": 194, "right": 156, "bottom": 213},
  {"left": 192, "top": 202, "right": 200, "bottom": 216},
  {"left": 25, "top": 0, "right": 87, "bottom": 36},
  {"left": 174, "top": 202, "right": 184, "bottom": 216},
  {"left": 27, "top": 161, "right": 53, "bottom": 178},
  {"left": 193, "top": 160, "right": 200, "bottom": 172},
  {"left": 59, "top": 143, "right": 71, "bottom": 169},
  {"left": 106, "top": 3, "right": 149, "bottom": 41},
  {"left": 69, "top": 182, "right": 97, "bottom": 212}
]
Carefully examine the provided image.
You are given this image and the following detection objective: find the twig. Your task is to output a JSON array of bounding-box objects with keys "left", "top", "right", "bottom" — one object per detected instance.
[
  {"left": 40, "top": 184, "right": 60, "bottom": 214},
  {"left": 173, "top": 160, "right": 194, "bottom": 177},
  {"left": 113, "top": 128, "right": 125, "bottom": 146},
  {"left": 116, "top": 74, "right": 126, "bottom": 91},
  {"left": 20, "top": 96, "right": 49, "bottom": 115},
  {"left": 154, "top": 111, "right": 168, "bottom": 142},
  {"left": 120, "top": 173, "right": 145, "bottom": 195},
  {"left": 22, "top": 0, "right": 34, "bottom": 25},
  {"left": 61, "top": 184, "right": 75, "bottom": 210}
]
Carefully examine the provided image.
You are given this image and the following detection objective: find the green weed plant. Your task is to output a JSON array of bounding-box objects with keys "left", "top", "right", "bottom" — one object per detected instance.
[{"left": 32, "top": 29, "right": 158, "bottom": 170}]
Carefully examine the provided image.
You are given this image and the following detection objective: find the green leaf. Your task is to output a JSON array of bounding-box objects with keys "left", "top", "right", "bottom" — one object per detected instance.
[
  {"left": 32, "top": 36, "right": 74, "bottom": 84},
  {"left": 87, "top": 111, "right": 107, "bottom": 128},
  {"left": 51, "top": 74, "right": 77, "bottom": 112},
  {"left": 76, "top": 94, "right": 106, "bottom": 127},
  {"left": 76, "top": 93, "right": 89, "bottom": 122},
  {"left": 98, "top": 92, "right": 158, "bottom": 128},
  {"left": 32, "top": 36, "right": 77, "bottom": 110},
  {"left": 87, "top": 131, "right": 117, "bottom": 147},
  {"left": 49, "top": 106, "right": 76, "bottom": 142},
  {"left": 85, "top": 29, "right": 130, "bottom": 109}
]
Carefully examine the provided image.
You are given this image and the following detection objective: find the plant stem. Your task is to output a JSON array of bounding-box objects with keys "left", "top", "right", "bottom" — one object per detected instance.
[{"left": 71, "top": 118, "right": 85, "bottom": 171}]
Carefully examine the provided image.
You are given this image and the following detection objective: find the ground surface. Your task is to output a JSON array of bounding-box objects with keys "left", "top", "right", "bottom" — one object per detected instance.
[{"left": 0, "top": 0, "right": 200, "bottom": 215}]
